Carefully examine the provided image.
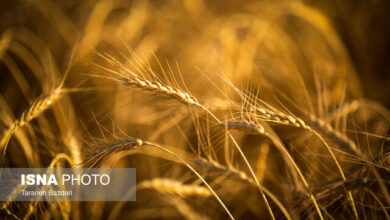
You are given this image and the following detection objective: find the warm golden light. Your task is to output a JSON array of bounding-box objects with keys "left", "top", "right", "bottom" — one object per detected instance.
[{"left": 0, "top": 0, "right": 389, "bottom": 219}]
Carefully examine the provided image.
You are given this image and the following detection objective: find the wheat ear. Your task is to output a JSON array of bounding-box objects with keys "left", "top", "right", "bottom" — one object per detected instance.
[
  {"left": 0, "top": 88, "right": 64, "bottom": 158},
  {"left": 306, "top": 114, "right": 358, "bottom": 153},
  {"left": 327, "top": 100, "right": 360, "bottom": 121},
  {"left": 314, "top": 178, "right": 373, "bottom": 202},
  {"left": 139, "top": 178, "right": 212, "bottom": 197},
  {"left": 0, "top": 207, "right": 20, "bottom": 220},
  {"left": 234, "top": 81, "right": 358, "bottom": 155},
  {"left": 84, "top": 138, "right": 235, "bottom": 219},
  {"left": 247, "top": 105, "right": 359, "bottom": 217},
  {"left": 98, "top": 63, "right": 276, "bottom": 219},
  {"left": 234, "top": 106, "right": 360, "bottom": 219},
  {"left": 240, "top": 93, "right": 359, "bottom": 218},
  {"left": 117, "top": 77, "right": 199, "bottom": 105},
  {"left": 223, "top": 120, "right": 324, "bottom": 219},
  {"left": 82, "top": 139, "right": 143, "bottom": 167},
  {"left": 141, "top": 140, "right": 235, "bottom": 220}
]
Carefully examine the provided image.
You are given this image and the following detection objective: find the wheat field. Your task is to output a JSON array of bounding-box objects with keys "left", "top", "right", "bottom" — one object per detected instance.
[{"left": 1, "top": 0, "right": 390, "bottom": 219}]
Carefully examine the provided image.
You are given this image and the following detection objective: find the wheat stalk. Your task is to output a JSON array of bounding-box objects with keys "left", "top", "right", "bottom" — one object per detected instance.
[
  {"left": 166, "top": 196, "right": 211, "bottom": 220},
  {"left": 193, "top": 157, "right": 292, "bottom": 220}
]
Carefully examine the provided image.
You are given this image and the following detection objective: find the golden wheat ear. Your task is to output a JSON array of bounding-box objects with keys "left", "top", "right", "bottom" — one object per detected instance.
[
  {"left": 140, "top": 178, "right": 212, "bottom": 197},
  {"left": 101, "top": 62, "right": 276, "bottom": 219},
  {"left": 81, "top": 138, "right": 142, "bottom": 167},
  {"left": 140, "top": 179, "right": 212, "bottom": 220},
  {"left": 109, "top": 178, "right": 212, "bottom": 220},
  {"left": 117, "top": 77, "right": 199, "bottom": 105},
  {"left": 0, "top": 87, "right": 65, "bottom": 159}
]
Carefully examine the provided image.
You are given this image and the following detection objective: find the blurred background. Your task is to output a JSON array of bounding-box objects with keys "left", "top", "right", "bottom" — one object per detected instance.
[{"left": 1, "top": 0, "right": 389, "bottom": 107}]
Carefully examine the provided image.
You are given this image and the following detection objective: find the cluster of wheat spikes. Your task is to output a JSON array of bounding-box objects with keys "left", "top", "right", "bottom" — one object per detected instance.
[{"left": 1, "top": 0, "right": 390, "bottom": 219}]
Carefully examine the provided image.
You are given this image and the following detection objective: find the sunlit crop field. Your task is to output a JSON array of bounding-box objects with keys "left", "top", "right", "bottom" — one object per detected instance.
[{"left": 1, "top": 0, "right": 390, "bottom": 219}]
